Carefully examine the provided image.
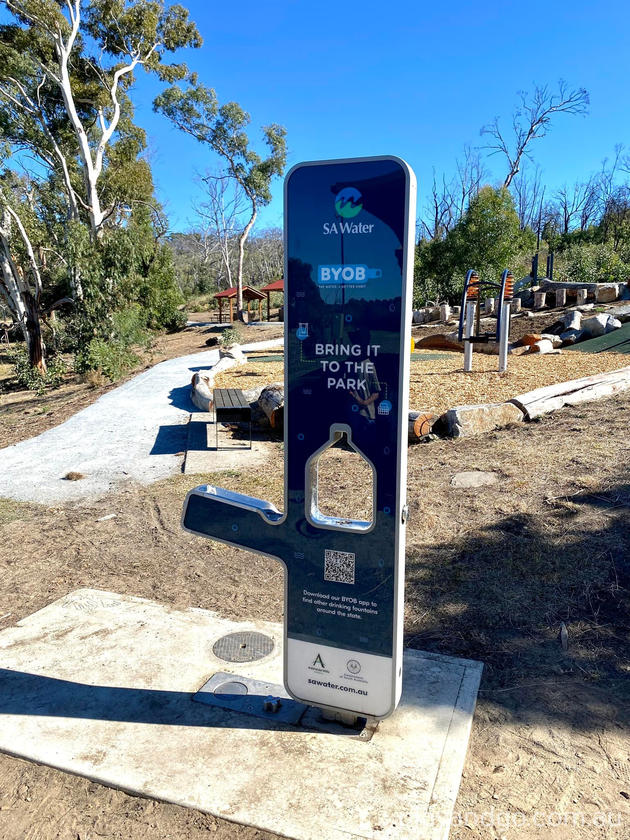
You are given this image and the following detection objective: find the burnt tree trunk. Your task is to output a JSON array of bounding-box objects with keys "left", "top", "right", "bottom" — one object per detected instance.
[{"left": 23, "top": 290, "right": 46, "bottom": 374}]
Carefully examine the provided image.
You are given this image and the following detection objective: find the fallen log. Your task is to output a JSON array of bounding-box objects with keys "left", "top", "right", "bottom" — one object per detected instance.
[
  {"left": 414, "top": 334, "right": 464, "bottom": 352},
  {"left": 408, "top": 411, "right": 435, "bottom": 442},
  {"left": 242, "top": 386, "right": 270, "bottom": 429},
  {"left": 219, "top": 344, "right": 246, "bottom": 365},
  {"left": 259, "top": 382, "right": 284, "bottom": 429},
  {"left": 517, "top": 333, "right": 542, "bottom": 347},
  {"left": 510, "top": 366, "right": 630, "bottom": 419},
  {"left": 190, "top": 372, "right": 214, "bottom": 412},
  {"left": 529, "top": 339, "right": 557, "bottom": 355}
]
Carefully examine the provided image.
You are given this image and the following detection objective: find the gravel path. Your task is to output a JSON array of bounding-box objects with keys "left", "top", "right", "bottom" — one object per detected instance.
[{"left": 0, "top": 339, "right": 283, "bottom": 504}]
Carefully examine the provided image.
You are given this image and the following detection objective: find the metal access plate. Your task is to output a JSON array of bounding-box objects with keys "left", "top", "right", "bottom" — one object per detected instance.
[
  {"left": 212, "top": 631, "right": 274, "bottom": 663},
  {"left": 194, "top": 671, "right": 307, "bottom": 726}
]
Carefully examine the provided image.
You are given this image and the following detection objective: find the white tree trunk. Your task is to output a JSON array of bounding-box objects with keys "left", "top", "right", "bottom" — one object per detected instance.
[
  {"left": 236, "top": 202, "right": 257, "bottom": 317},
  {"left": 52, "top": 2, "right": 146, "bottom": 238}
]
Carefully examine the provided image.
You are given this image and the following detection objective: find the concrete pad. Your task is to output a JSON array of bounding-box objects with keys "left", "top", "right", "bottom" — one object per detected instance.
[
  {"left": 184, "top": 413, "right": 278, "bottom": 474},
  {"left": 0, "top": 590, "right": 482, "bottom": 840}
]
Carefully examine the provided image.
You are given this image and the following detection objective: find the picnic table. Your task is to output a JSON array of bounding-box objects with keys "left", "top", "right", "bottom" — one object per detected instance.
[{"left": 213, "top": 388, "right": 252, "bottom": 450}]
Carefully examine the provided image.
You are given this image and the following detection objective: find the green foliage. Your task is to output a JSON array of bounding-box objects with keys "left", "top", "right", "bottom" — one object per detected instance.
[
  {"left": 10, "top": 346, "right": 66, "bottom": 394},
  {"left": 415, "top": 187, "right": 534, "bottom": 304},
  {"left": 74, "top": 304, "right": 153, "bottom": 381},
  {"left": 168, "top": 227, "right": 283, "bottom": 300},
  {"left": 78, "top": 337, "right": 139, "bottom": 382},
  {"left": 555, "top": 243, "right": 630, "bottom": 285},
  {"left": 65, "top": 207, "right": 186, "bottom": 357},
  {"left": 0, "top": 0, "right": 202, "bottom": 373},
  {"left": 154, "top": 83, "right": 287, "bottom": 207},
  {"left": 154, "top": 84, "right": 286, "bottom": 317},
  {"left": 218, "top": 325, "right": 242, "bottom": 347}
]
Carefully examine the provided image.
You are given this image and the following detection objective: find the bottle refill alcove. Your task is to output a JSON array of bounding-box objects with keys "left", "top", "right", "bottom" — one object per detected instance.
[{"left": 183, "top": 156, "right": 417, "bottom": 719}]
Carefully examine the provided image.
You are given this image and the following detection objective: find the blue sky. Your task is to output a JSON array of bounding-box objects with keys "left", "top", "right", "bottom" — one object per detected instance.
[{"left": 132, "top": 0, "right": 630, "bottom": 233}]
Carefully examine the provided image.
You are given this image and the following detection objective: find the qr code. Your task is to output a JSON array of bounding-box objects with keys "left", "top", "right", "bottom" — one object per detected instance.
[{"left": 324, "top": 549, "right": 355, "bottom": 585}]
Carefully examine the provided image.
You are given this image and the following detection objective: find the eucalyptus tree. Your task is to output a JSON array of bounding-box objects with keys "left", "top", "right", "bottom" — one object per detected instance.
[
  {"left": 1, "top": 0, "right": 200, "bottom": 237},
  {"left": 155, "top": 83, "right": 286, "bottom": 318},
  {"left": 0, "top": 167, "right": 47, "bottom": 369},
  {"left": 0, "top": 0, "right": 201, "bottom": 370}
]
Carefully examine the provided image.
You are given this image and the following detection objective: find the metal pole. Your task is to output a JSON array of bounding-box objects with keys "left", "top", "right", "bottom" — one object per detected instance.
[
  {"left": 464, "top": 301, "right": 475, "bottom": 372},
  {"left": 498, "top": 300, "right": 510, "bottom": 373}
]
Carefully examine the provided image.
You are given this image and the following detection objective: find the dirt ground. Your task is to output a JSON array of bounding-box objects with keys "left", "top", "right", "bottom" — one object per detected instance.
[{"left": 1, "top": 379, "right": 629, "bottom": 838}]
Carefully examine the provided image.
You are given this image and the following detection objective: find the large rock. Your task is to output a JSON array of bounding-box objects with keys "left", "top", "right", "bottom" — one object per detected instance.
[
  {"left": 444, "top": 402, "right": 525, "bottom": 438},
  {"left": 562, "top": 310, "right": 582, "bottom": 331},
  {"left": 582, "top": 314, "right": 622, "bottom": 338},
  {"left": 595, "top": 284, "right": 620, "bottom": 303},
  {"left": 612, "top": 304, "right": 630, "bottom": 322},
  {"left": 451, "top": 471, "right": 500, "bottom": 489},
  {"left": 560, "top": 329, "right": 585, "bottom": 345}
]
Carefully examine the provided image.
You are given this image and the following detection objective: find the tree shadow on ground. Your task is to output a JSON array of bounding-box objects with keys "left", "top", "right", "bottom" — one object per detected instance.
[{"left": 405, "top": 478, "right": 630, "bottom": 728}]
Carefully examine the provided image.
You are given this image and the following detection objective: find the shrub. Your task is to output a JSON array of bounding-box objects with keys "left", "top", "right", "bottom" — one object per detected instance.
[
  {"left": 555, "top": 243, "right": 630, "bottom": 285},
  {"left": 218, "top": 325, "right": 243, "bottom": 347},
  {"left": 77, "top": 338, "right": 139, "bottom": 382},
  {"left": 111, "top": 305, "right": 152, "bottom": 350},
  {"left": 11, "top": 347, "right": 66, "bottom": 394}
]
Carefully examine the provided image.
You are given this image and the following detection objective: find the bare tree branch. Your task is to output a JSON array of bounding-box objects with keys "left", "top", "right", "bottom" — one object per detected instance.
[{"left": 481, "top": 81, "right": 589, "bottom": 188}]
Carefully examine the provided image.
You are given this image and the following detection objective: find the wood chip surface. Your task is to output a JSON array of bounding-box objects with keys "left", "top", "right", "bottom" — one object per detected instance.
[{"left": 214, "top": 350, "right": 630, "bottom": 416}]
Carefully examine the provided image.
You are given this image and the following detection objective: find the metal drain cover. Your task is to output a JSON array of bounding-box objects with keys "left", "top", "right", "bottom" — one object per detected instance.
[{"left": 212, "top": 631, "right": 274, "bottom": 663}]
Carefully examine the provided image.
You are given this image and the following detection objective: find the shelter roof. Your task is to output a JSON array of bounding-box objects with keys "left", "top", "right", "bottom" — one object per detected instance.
[
  {"left": 260, "top": 278, "right": 284, "bottom": 293},
  {"left": 214, "top": 285, "right": 265, "bottom": 300}
]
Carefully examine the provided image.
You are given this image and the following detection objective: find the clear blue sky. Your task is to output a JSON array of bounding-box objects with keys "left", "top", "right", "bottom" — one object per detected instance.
[{"left": 132, "top": 0, "right": 630, "bottom": 233}]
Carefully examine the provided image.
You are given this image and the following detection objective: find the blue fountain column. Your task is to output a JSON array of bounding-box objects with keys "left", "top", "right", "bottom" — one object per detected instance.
[{"left": 183, "top": 156, "right": 416, "bottom": 719}]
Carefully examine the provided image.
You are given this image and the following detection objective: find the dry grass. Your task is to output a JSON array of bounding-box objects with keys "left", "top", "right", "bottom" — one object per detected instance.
[
  {"left": 0, "top": 498, "right": 33, "bottom": 526},
  {"left": 214, "top": 349, "right": 630, "bottom": 415}
]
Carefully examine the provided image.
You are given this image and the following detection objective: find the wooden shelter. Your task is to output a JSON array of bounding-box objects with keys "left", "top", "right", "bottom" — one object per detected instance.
[
  {"left": 260, "top": 278, "right": 284, "bottom": 321},
  {"left": 214, "top": 286, "right": 265, "bottom": 323}
]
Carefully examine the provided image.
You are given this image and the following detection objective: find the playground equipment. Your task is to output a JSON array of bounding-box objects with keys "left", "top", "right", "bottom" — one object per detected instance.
[{"left": 457, "top": 269, "right": 514, "bottom": 373}]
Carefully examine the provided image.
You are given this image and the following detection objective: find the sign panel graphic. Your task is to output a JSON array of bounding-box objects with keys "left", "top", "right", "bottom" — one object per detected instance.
[{"left": 182, "top": 156, "right": 416, "bottom": 718}]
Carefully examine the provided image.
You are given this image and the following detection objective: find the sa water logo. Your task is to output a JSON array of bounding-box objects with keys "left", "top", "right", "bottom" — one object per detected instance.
[{"left": 334, "top": 187, "right": 363, "bottom": 219}]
